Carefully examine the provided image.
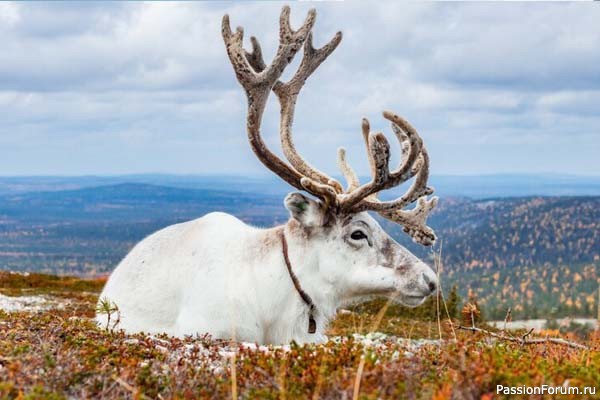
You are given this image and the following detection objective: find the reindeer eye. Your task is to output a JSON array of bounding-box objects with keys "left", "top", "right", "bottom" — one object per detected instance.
[{"left": 350, "top": 230, "right": 368, "bottom": 241}]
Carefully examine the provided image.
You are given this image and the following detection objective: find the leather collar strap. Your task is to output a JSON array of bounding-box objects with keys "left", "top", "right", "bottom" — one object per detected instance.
[{"left": 280, "top": 229, "right": 317, "bottom": 334}]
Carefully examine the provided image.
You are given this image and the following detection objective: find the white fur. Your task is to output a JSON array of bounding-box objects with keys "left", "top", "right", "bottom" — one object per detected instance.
[{"left": 97, "top": 195, "right": 438, "bottom": 344}]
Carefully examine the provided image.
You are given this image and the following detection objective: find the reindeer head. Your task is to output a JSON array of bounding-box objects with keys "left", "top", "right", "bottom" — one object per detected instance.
[{"left": 223, "top": 7, "right": 438, "bottom": 307}]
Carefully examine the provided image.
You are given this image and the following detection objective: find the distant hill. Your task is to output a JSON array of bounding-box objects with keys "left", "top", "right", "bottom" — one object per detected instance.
[
  {"left": 2, "top": 174, "right": 600, "bottom": 198},
  {"left": 396, "top": 196, "right": 600, "bottom": 270},
  {"left": 0, "top": 183, "right": 287, "bottom": 277},
  {"left": 0, "top": 183, "right": 285, "bottom": 222},
  {"left": 0, "top": 181, "right": 598, "bottom": 319},
  {"left": 385, "top": 196, "right": 600, "bottom": 319}
]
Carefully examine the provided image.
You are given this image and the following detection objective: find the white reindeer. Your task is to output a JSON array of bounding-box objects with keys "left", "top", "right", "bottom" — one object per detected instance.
[{"left": 97, "top": 7, "right": 440, "bottom": 345}]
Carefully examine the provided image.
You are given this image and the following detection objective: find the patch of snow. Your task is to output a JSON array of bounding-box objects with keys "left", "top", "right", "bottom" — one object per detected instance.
[
  {"left": 346, "top": 332, "right": 441, "bottom": 351},
  {"left": 7, "top": 271, "right": 30, "bottom": 277},
  {"left": 155, "top": 332, "right": 443, "bottom": 375},
  {"left": 488, "top": 318, "right": 598, "bottom": 331},
  {"left": 0, "top": 293, "right": 68, "bottom": 312},
  {"left": 155, "top": 345, "right": 169, "bottom": 354},
  {"left": 475, "top": 200, "right": 497, "bottom": 209},
  {"left": 146, "top": 336, "right": 170, "bottom": 347}
]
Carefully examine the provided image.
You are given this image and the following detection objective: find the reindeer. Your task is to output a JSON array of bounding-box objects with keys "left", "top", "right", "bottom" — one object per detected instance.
[{"left": 97, "top": 6, "right": 439, "bottom": 345}]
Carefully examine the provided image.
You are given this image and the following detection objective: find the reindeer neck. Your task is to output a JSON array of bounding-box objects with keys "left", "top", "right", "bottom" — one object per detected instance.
[{"left": 280, "top": 220, "right": 339, "bottom": 328}]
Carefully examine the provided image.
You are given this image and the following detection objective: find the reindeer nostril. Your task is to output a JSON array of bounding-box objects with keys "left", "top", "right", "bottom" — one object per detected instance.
[
  {"left": 428, "top": 281, "right": 436, "bottom": 293},
  {"left": 422, "top": 273, "right": 437, "bottom": 294}
]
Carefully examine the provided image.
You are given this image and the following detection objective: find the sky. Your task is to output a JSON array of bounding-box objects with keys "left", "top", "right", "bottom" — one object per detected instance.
[{"left": 1, "top": 1, "right": 599, "bottom": 177}]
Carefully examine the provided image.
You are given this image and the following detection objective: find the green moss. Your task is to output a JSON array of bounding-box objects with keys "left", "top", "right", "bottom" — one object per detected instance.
[{"left": 0, "top": 271, "right": 105, "bottom": 295}]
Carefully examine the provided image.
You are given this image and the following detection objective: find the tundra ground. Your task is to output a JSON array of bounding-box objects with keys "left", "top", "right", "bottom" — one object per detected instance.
[{"left": 0, "top": 272, "right": 598, "bottom": 399}]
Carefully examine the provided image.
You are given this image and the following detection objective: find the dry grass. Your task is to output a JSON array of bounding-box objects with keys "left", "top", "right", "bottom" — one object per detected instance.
[
  {"left": 0, "top": 273, "right": 599, "bottom": 399},
  {"left": 0, "top": 271, "right": 105, "bottom": 296}
]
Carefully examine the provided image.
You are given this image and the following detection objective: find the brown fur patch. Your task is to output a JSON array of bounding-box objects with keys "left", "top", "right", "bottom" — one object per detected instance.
[
  {"left": 254, "top": 226, "right": 285, "bottom": 259},
  {"left": 379, "top": 238, "right": 398, "bottom": 269},
  {"left": 261, "top": 227, "right": 284, "bottom": 246},
  {"left": 286, "top": 218, "right": 310, "bottom": 240}
]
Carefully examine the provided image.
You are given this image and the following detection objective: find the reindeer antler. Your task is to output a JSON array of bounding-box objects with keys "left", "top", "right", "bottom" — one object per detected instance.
[
  {"left": 336, "top": 112, "right": 438, "bottom": 245},
  {"left": 223, "top": 7, "right": 438, "bottom": 246},
  {"left": 222, "top": 6, "right": 341, "bottom": 201}
]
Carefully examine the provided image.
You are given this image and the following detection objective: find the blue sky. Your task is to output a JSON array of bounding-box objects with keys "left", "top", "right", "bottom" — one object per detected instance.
[{"left": 0, "top": 1, "right": 599, "bottom": 177}]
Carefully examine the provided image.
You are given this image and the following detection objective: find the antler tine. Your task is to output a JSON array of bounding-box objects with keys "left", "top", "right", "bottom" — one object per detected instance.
[
  {"left": 223, "top": 7, "right": 317, "bottom": 91},
  {"left": 275, "top": 31, "right": 343, "bottom": 94},
  {"left": 358, "top": 118, "right": 379, "bottom": 202},
  {"left": 359, "top": 118, "right": 378, "bottom": 185},
  {"left": 268, "top": 6, "right": 317, "bottom": 83},
  {"left": 244, "top": 36, "right": 266, "bottom": 73},
  {"left": 279, "top": 6, "right": 316, "bottom": 45},
  {"left": 279, "top": 5, "right": 293, "bottom": 39},
  {"left": 300, "top": 177, "right": 338, "bottom": 209},
  {"left": 378, "top": 111, "right": 423, "bottom": 189},
  {"left": 275, "top": 27, "right": 344, "bottom": 194},
  {"left": 337, "top": 130, "right": 393, "bottom": 208},
  {"left": 222, "top": 15, "right": 257, "bottom": 88},
  {"left": 367, "top": 132, "right": 392, "bottom": 186},
  {"left": 379, "top": 196, "right": 438, "bottom": 246},
  {"left": 337, "top": 148, "right": 360, "bottom": 192},
  {"left": 356, "top": 147, "right": 434, "bottom": 213},
  {"left": 338, "top": 118, "right": 385, "bottom": 199},
  {"left": 391, "top": 122, "right": 410, "bottom": 160},
  {"left": 361, "top": 118, "right": 374, "bottom": 169}
]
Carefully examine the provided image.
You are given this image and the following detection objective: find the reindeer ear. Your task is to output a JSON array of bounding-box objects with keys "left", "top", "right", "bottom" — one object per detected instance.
[{"left": 284, "top": 192, "right": 324, "bottom": 227}]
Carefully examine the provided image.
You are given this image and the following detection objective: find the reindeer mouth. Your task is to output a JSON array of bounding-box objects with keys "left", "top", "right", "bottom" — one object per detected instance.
[{"left": 395, "top": 294, "right": 428, "bottom": 307}]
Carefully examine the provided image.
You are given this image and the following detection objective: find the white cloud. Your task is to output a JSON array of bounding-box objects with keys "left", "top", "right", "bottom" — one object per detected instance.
[
  {"left": 0, "top": 1, "right": 598, "bottom": 176},
  {"left": 0, "top": 2, "right": 19, "bottom": 27}
]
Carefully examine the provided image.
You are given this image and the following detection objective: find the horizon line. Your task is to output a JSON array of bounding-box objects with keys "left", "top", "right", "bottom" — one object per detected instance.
[{"left": 1, "top": 172, "right": 600, "bottom": 179}]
